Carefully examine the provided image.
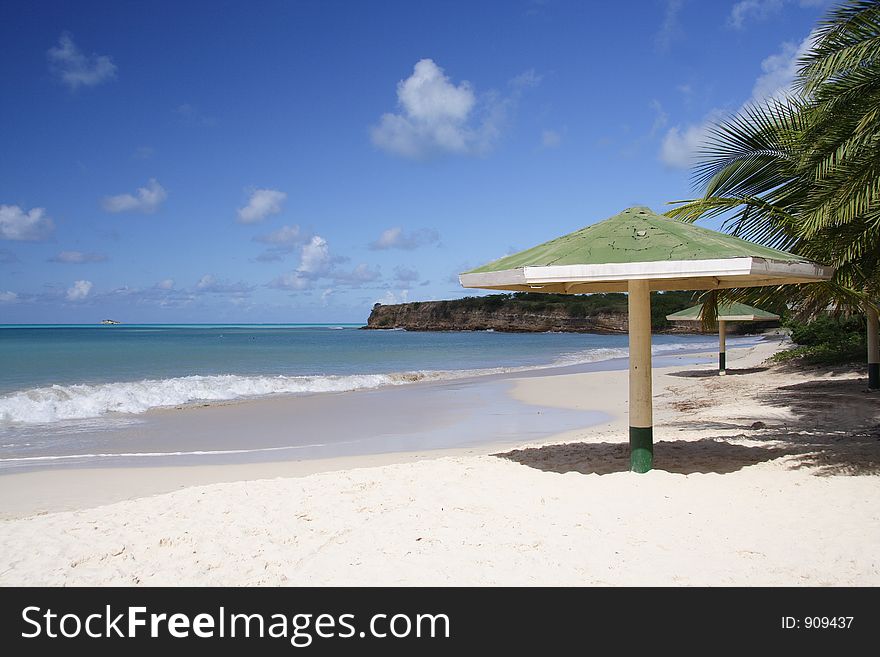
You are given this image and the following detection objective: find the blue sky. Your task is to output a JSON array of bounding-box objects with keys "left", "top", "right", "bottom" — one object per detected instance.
[{"left": 0, "top": 0, "right": 829, "bottom": 323}]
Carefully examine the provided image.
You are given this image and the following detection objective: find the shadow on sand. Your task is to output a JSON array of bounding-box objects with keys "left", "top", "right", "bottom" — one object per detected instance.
[
  {"left": 666, "top": 367, "right": 770, "bottom": 378},
  {"left": 494, "top": 369, "right": 880, "bottom": 477}
]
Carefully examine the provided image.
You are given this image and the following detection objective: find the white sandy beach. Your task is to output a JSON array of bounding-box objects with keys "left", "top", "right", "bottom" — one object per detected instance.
[{"left": 1, "top": 338, "right": 878, "bottom": 586}]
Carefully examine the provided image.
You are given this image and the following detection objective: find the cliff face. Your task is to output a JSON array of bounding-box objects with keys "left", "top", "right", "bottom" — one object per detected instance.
[
  {"left": 366, "top": 301, "right": 636, "bottom": 333},
  {"left": 365, "top": 299, "right": 776, "bottom": 334}
]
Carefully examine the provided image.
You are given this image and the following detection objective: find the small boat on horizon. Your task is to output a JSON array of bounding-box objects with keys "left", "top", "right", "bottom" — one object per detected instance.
[{"left": 100, "top": 319, "right": 121, "bottom": 325}]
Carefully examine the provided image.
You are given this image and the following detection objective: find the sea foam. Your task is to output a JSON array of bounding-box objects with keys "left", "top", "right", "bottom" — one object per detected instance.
[
  {"left": 0, "top": 337, "right": 736, "bottom": 425},
  {"left": 0, "top": 373, "right": 409, "bottom": 425}
]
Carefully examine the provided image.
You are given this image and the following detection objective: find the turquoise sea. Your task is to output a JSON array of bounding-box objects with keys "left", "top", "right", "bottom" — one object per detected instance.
[
  {"left": 0, "top": 324, "right": 745, "bottom": 426},
  {"left": 0, "top": 324, "right": 762, "bottom": 471}
]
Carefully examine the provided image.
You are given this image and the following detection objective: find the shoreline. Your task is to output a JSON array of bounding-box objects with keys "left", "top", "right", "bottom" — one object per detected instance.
[
  {"left": 0, "top": 335, "right": 756, "bottom": 476},
  {"left": 0, "top": 330, "right": 748, "bottom": 423},
  {"left": 1, "top": 339, "right": 761, "bottom": 518},
  {"left": 2, "top": 336, "right": 878, "bottom": 585}
]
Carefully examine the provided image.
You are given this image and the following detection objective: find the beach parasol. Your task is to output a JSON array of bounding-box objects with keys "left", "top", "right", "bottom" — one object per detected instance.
[
  {"left": 666, "top": 302, "right": 779, "bottom": 375},
  {"left": 459, "top": 207, "right": 832, "bottom": 473}
]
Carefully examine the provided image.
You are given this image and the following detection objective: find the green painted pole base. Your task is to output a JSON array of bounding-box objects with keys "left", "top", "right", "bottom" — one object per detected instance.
[
  {"left": 869, "top": 363, "right": 879, "bottom": 390},
  {"left": 629, "top": 426, "right": 653, "bottom": 473},
  {"left": 719, "top": 351, "right": 726, "bottom": 375}
]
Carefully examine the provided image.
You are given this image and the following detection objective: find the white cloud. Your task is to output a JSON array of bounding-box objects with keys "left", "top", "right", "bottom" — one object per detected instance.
[
  {"left": 399, "top": 60, "right": 474, "bottom": 123},
  {"left": 659, "top": 33, "right": 812, "bottom": 168},
  {"left": 541, "top": 130, "right": 562, "bottom": 148},
  {"left": 750, "top": 33, "right": 814, "bottom": 103},
  {"left": 660, "top": 119, "right": 717, "bottom": 169},
  {"left": 269, "top": 236, "right": 378, "bottom": 291},
  {"left": 254, "top": 225, "right": 301, "bottom": 245},
  {"left": 730, "top": 0, "right": 782, "bottom": 29},
  {"left": 334, "top": 263, "right": 381, "bottom": 285},
  {"left": 0, "top": 205, "right": 55, "bottom": 241},
  {"left": 393, "top": 265, "right": 420, "bottom": 282},
  {"left": 101, "top": 179, "right": 167, "bottom": 213},
  {"left": 510, "top": 69, "right": 542, "bottom": 90},
  {"left": 655, "top": 0, "right": 685, "bottom": 52},
  {"left": 237, "top": 189, "right": 287, "bottom": 224},
  {"left": 269, "top": 271, "right": 312, "bottom": 291},
  {"left": 620, "top": 100, "right": 671, "bottom": 159},
  {"left": 98, "top": 283, "right": 196, "bottom": 308},
  {"left": 269, "top": 236, "right": 332, "bottom": 290},
  {"left": 0, "top": 291, "right": 18, "bottom": 303},
  {"left": 253, "top": 224, "right": 305, "bottom": 262},
  {"left": 66, "top": 280, "right": 92, "bottom": 301},
  {"left": 195, "top": 274, "right": 253, "bottom": 295},
  {"left": 298, "top": 236, "right": 332, "bottom": 276},
  {"left": 371, "top": 227, "right": 402, "bottom": 249},
  {"left": 374, "top": 289, "right": 409, "bottom": 306},
  {"left": 47, "top": 33, "right": 117, "bottom": 90},
  {"left": 729, "top": 0, "right": 823, "bottom": 30},
  {"left": 648, "top": 100, "right": 669, "bottom": 138},
  {"left": 371, "top": 59, "right": 520, "bottom": 158},
  {"left": 369, "top": 227, "right": 440, "bottom": 250},
  {"left": 49, "top": 250, "right": 107, "bottom": 264}
]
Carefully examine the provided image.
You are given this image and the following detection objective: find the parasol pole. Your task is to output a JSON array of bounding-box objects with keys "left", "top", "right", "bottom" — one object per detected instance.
[
  {"left": 628, "top": 279, "right": 653, "bottom": 473},
  {"left": 868, "top": 302, "right": 879, "bottom": 390},
  {"left": 718, "top": 319, "right": 727, "bottom": 375}
]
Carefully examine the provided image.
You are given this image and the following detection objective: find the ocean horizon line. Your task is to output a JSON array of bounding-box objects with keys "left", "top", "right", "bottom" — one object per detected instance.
[{"left": 0, "top": 322, "right": 366, "bottom": 328}]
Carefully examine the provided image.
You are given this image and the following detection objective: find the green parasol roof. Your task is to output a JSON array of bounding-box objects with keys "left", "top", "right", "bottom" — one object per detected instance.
[
  {"left": 666, "top": 302, "right": 780, "bottom": 322},
  {"left": 460, "top": 206, "right": 832, "bottom": 294}
]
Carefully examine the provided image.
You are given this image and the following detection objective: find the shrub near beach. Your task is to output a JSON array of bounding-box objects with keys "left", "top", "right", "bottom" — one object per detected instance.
[{"left": 774, "top": 315, "right": 868, "bottom": 364}]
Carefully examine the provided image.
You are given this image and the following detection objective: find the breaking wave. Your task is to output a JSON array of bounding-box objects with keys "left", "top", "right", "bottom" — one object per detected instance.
[
  {"left": 0, "top": 373, "right": 418, "bottom": 425},
  {"left": 0, "top": 337, "right": 748, "bottom": 425}
]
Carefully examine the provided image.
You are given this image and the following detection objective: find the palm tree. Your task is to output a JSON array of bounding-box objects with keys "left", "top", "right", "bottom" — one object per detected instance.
[
  {"left": 798, "top": 0, "right": 880, "bottom": 258},
  {"left": 666, "top": 0, "right": 880, "bottom": 386}
]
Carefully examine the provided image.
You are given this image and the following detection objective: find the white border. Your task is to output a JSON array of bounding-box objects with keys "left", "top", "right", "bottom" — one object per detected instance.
[
  {"left": 666, "top": 314, "right": 779, "bottom": 322},
  {"left": 459, "top": 257, "right": 832, "bottom": 289}
]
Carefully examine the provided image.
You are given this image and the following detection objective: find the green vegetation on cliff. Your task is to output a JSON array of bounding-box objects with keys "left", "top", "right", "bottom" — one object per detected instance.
[
  {"left": 383, "top": 291, "right": 699, "bottom": 330},
  {"left": 455, "top": 291, "right": 699, "bottom": 329}
]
